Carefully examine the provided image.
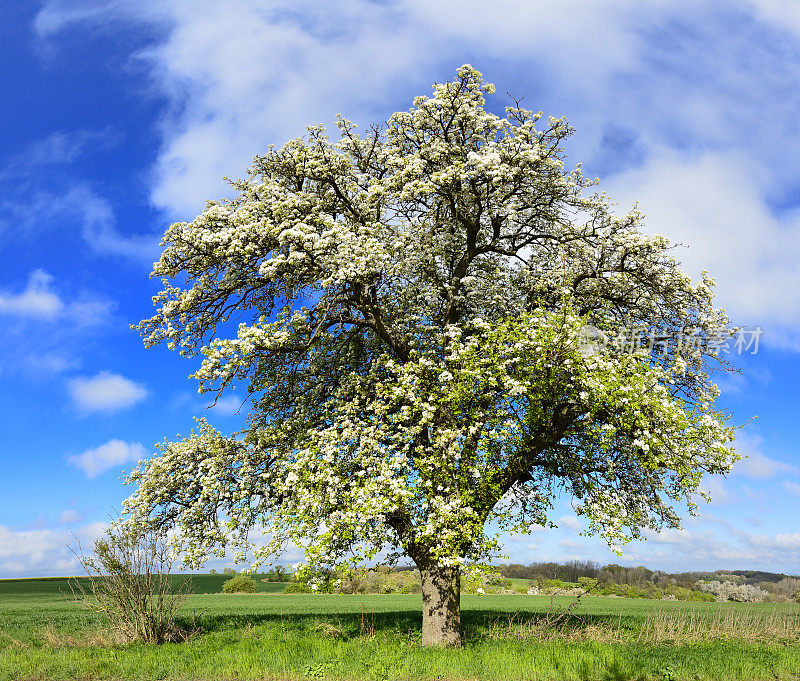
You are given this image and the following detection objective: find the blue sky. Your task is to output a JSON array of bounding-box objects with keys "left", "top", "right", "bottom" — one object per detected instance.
[{"left": 2, "top": 0, "right": 800, "bottom": 577}]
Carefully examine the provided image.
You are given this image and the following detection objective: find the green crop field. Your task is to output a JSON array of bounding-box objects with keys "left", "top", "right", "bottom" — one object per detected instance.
[
  {"left": 1, "top": 576, "right": 799, "bottom": 680},
  {"left": 0, "top": 574, "right": 287, "bottom": 598}
]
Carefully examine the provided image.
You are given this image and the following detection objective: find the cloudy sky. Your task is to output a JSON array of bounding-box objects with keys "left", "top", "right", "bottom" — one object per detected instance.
[{"left": 2, "top": 0, "right": 800, "bottom": 577}]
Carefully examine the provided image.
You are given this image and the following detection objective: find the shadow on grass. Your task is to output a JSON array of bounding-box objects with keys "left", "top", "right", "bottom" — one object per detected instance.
[
  {"left": 462, "top": 609, "right": 633, "bottom": 644},
  {"left": 178, "top": 607, "right": 631, "bottom": 644},
  {"left": 577, "top": 658, "right": 638, "bottom": 681},
  {"left": 181, "top": 609, "right": 421, "bottom": 639}
]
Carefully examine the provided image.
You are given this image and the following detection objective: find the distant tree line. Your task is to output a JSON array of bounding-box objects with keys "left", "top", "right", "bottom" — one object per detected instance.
[
  {"left": 500, "top": 560, "right": 602, "bottom": 583},
  {"left": 496, "top": 561, "right": 799, "bottom": 594},
  {"left": 209, "top": 565, "right": 291, "bottom": 581}
]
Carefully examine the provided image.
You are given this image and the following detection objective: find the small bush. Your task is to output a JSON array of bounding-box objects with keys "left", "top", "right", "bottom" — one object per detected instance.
[
  {"left": 284, "top": 581, "right": 313, "bottom": 593},
  {"left": 689, "top": 590, "right": 716, "bottom": 602},
  {"left": 70, "top": 522, "right": 190, "bottom": 644},
  {"left": 222, "top": 575, "right": 258, "bottom": 593},
  {"left": 338, "top": 568, "right": 422, "bottom": 594}
]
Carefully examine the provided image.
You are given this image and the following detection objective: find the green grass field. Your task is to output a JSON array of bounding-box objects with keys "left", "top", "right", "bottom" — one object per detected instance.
[{"left": 1, "top": 576, "right": 799, "bottom": 680}]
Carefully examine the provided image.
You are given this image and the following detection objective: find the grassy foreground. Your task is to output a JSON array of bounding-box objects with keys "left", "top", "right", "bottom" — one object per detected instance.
[{"left": 1, "top": 578, "right": 800, "bottom": 680}]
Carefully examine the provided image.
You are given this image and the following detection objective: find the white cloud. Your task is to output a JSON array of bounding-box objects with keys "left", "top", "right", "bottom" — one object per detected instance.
[
  {"left": 749, "top": 0, "right": 800, "bottom": 37},
  {"left": 68, "top": 372, "right": 147, "bottom": 413},
  {"left": 168, "top": 390, "right": 248, "bottom": 416},
  {"left": 701, "top": 478, "right": 734, "bottom": 506},
  {"left": 55, "top": 185, "right": 159, "bottom": 261},
  {"left": 1, "top": 128, "right": 120, "bottom": 175},
  {"left": 1, "top": 184, "right": 159, "bottom": 262},
  {"left": 0, "top": 269, "right": 112, "bottom": 328},
  {"left": 740, "top": 531, "right": 800, "bottom": 556},
  {"left": 67, "top": 439, "right": 147, "bottom": 478},
  {"left": 784, "top": 481, "right": 800, "bottom": 498},
  {"left": 558, "top": 515, "right": 582, "bottom": 531},
  {"left": 0, "top": 516, "right": 295, "bottom": 578},
  {"left": 714, "top": 361, "right": 773, "bottom": 396},
  {"left": 208, "top": 394, "right": 245, "bottom": 415},
  {"left": 632, "top": 526, "right": 763, "bottom": 566},
  {"left": 0, "top": 271, "right": 114, "bottom": 379},
  {"left": 36, "top": 0, "right": 432, "bottom": 217},
  {"left": 58, "top": 509, "right": 82, "bottom": 524},
  {"left": 402, "top": 0, "right": 654, "bottom": 82},
  {"left": 0, "top": 128, "right": 157, "bottom": 263},
  {"left": 642, "top": 527, "right": 693, "bottom": 546},
  {"left": 0, "top": 520, "right": 107, "bottom": 578},
  {"left": 631, "top": 515, "right": 800, "bottom": 571},
  {"left": 604, "top": 150, "right": 800, "bottom": 338},
  {"left": 737, "top": 451, "right": 798, "bottom": 479},
  {"left": 0, "top": 270, "right": 63, "bottom": 319},
  {"left": 23, "top": 353, "right": 81, "bottom": 375},
  {"left": 731, "top": 433, "right": 798, "bottom": 479}
]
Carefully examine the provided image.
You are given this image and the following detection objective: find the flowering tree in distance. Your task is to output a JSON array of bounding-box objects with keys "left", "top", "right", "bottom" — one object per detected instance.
[{"left": 127, "top": 66, "right": 737, "bottom": 646}]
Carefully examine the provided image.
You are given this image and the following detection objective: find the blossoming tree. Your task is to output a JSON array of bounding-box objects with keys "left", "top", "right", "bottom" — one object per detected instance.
[{"left": 126, "top": 66, "right": 737, "bottom": 646}]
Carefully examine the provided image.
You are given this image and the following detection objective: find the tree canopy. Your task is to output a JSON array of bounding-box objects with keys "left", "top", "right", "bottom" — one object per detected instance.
[{"left": 126, "top": 65, "right": 737, "bottom": 646}]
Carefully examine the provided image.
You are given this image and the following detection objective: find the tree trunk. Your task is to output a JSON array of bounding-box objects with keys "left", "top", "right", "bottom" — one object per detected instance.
[{"left": 419, "top": 563, "right": 462, "bottom": 647}]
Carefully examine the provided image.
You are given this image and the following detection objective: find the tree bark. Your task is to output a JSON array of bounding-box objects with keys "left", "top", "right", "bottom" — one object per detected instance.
[{"left": 419, "top": 563, "right": 462, "bottom": 647}]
